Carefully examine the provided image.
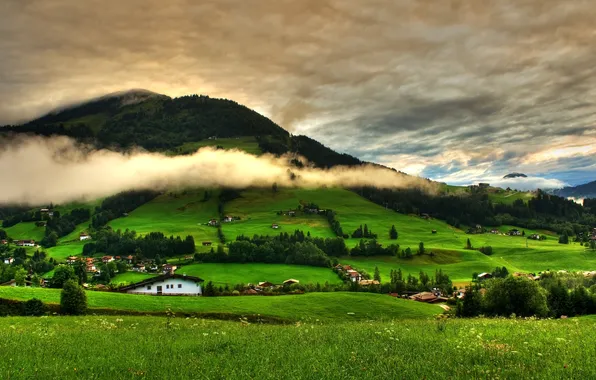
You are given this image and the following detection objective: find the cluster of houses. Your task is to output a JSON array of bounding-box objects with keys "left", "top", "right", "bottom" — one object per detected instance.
[
  {"left": 207, "top": 216, "right": 240, "bottom": 227},
  {"left": 333, "top": 264, "right": 380, "bottom": 286},
  {"left": 64, "top": 255, "right": 181, "bottom": 276},
  {"left": 466, "top": 226, "right": 526, "bottom": 237},
  {"left": 14, "top": 240, "right": 37, "bottom": 247}
]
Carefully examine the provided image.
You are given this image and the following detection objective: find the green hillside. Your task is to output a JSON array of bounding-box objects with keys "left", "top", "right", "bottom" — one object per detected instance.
[{"left": 0, "top": 287, "right": 439, "bottom": 321}]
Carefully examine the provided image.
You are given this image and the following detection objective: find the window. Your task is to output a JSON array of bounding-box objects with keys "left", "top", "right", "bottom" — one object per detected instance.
[
  {"left": 166, "top": 284, "right": 170, "bottom": 289},
  {"left": 178, "top": 284, "right": 182, "bottom": 289},
  {"left": 147, "top": 286, "right": 151, "bottom": 290}
]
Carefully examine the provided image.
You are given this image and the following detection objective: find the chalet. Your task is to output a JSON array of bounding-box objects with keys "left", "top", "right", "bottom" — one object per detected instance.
[
  {"left": 119, "top": 273, "right": 204, "bottom": 296},
  {"left": 347, "top": 270, "right": 362, "bottom": 282},
  {"left": 455, "top": 289, "right": 466, "bottom": 299},
  {"left": 258, "top": 281, "right": 275, "bottom": 288},
  {"left": 409, "top": 292, "right": 439, "bottom": 303},
  {"left": 271, "top": 224, "right": 280, "bottom": 229},
  {"left": 163, "top": 264, "right": 177, "bottom": 274},
  {"left": 40, "top": 208, "right": 49, "bottom": 213},
  {"left": 66, "top": 256, "right": 78, "bottom": 264},
  {"left": 79, "top": 233, "right": 91, "bottom": 241},
  {"left": 125, "top": 255, "right": 134, "bottom": 263},
  {"left": 490, "top": 229, "right": 500, "bottom": 234},
  {"left": 102, "top": 256, "right": 114, "bottom": 263},
  {"left": 133, "top": 264, "right": 146, "bottom": 272},
  {"left": 287, "top": 211, "right": 296, "bottom": 217},
  {"left": 431, "top": 230, "right": 437, "bottom": 234},
  {"left": 283, "top": 278, "right": 299, "bottom": 285},
  {"left": 1, "top": 240, "right": 7, "bottom": 245},
  {"left": 202, "top": 241, "right": 213, "bottom": 246},
  {"left": 243, "top": 288, "right": 259, "bottom": 295},
  {"left": 341, "top": 265, "right": 352, "bottom": 272},
  {"left": 477, "top": 272, "right": 493, "bottom": 280},
  {"left": 507, "top": 229, "right": 522, "bottom": 236},
  {"left": 87, "top": 263, "right": 97, "bottom": 273},
  {"left": 16, "top": 240, "right": 36, "bottom": 247},
  {"left": 208, "top": 219, "right": 219, "bottom": 226},
  {"left": 4, "top": 257, "right": 14, "bottom": 265},
  {"left": 528, "top": 234, "right": 541, "bottom": 240},
  {"left": 223, "top": 216, "right": 233, "bottom": 223},
  {"left": 359, "top": 279, "right": 380, "bottom": 286},
  {"left": 115, "top": 256, "right": 121, "bottom": 260}
]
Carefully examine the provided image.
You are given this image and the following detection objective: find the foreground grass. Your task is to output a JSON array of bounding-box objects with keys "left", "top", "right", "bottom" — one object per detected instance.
[
  {"left": 1, "top": 316, "right": 595, "bottom": 379},
  {"left": 178, "top": 263, "right": 342, "bottom": 286},
  {"left": 0, "top": 287, "right": 439, "bottom": 321}
]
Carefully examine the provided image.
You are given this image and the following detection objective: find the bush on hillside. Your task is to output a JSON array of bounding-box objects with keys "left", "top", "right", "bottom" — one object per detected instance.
[{"left": 23, "top": 298, "right": 46, "bottom": 316}]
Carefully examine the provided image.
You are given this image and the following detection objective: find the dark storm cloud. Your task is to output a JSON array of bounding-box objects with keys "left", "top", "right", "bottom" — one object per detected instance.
[{"left": 1, "top": 0, "right": 595, "bottom": 185}]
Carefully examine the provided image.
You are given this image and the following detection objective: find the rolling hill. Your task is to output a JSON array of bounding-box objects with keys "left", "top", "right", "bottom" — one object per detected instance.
[{"left": 554, "top": 180, "right": 596, "bottom": 199}]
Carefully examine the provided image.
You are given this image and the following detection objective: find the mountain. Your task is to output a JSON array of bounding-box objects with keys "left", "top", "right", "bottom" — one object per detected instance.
[
  {"left": 553, "top": 180, "right": 596, "bottom": 199},
  {"left": 503, "top": 173, "right": 527, "bottom": 179},
  {"left": 0, "top": 90, "right": 361, "bottom": 168}
]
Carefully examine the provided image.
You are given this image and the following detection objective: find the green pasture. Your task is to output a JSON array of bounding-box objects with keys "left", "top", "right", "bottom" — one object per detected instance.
[
  {"left": 111, "top": 271, "right": 156, "bottom": 285},
  {"left": 177, "top": 263, "right": 342, "bottom": 286},
  {"left": 3, "top": 222, "right": 45, "bottom": 242},
  {"left": 0, "top": 287, "right": 439, "bottom": 321},
  {"left": 108, "top": 190, "right": 220, "bottom": 248},
  {"left": 1, "top": 316, "right": 596, "bottom": 379},
  {"left": 169, "top": 136, "right": 261, "bottom": 156}
]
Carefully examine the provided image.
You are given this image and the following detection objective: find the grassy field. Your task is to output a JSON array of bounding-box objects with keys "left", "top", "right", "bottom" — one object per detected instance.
[
  {"left": 169, "top": 137, "right": 262, "bottom": 156},
  {"left": 488, "top": 189, "right": 535, "bottom": 205},
  {"left": 222, "top": 188, "right": 337, "bottom": 240},
  {"left": 45, "top": 242, "right": 86, "bottom": 261},
  {"left": 109, "top": 190, "right": 220, "bottom": 249},
  {"left": 177, "top": 263, "right": 342, "bottom": 286},
  {"left": 0, "top": 287, "right": 439, "bottom": 321},
  {"left": 1, "top": 316, "right": 595, "bottom": 379},
  {"left": 110, "top": 271, "right": 156, "bottom": 285},
  {"left": 3, "top": 221, "right": 45, "bottom": 242}
]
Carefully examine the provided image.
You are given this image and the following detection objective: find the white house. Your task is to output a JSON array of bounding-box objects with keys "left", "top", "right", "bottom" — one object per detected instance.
[
  {"left": 4, "top": 257, "right": 14, "bottom": 265},
  {"left": 79, "top": 233, "right": 91, "bottom": 241},
  {"left": 119, "top": 274, "right": 204, "bottom": 296},
  {"left": 16, "top": 240, "right": 36, "bottom": 247},
  {"left": 66, "top": 256, "right": 78, "bottom": 264},
  {"left": 102, "top": 256, "right": 114, "bottom": 263}
]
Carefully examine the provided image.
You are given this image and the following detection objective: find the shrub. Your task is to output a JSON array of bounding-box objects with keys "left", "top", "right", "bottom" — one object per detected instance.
[
  {"left": 60, "top": 279, "right": 87, "bottom": 315},
  {"left": 23, "top": 298, "right": 46, "bottom": 316}
]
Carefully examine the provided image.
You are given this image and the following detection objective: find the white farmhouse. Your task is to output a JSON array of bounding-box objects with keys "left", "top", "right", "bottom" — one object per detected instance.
[
  {"left": 119, "top": 273, "right": 204, "bottom": 296},
  {"left": 79, "top": 233, "right": 91, "bottom": 241}
]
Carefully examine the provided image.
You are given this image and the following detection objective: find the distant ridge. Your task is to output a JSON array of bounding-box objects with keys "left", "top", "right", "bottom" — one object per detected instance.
[{"left": 554, "top": 180, "right": 596, "bottom": 199}]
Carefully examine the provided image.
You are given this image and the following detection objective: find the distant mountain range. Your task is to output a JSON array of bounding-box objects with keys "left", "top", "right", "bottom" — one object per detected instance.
[{"left": 553, "top": 180, "right": 596, "bottom": 199}]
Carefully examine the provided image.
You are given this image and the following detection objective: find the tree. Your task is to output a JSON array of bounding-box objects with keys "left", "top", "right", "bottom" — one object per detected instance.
[
  {"left": 116, "top": 261, "right": 128, "bottom": 274},
  {"left": 418, "top": 242, "right": 425, "bottom": 255},
  {"left": 60, "top": 279, "right": 87, "bottom": 315},
  {"left": 559, "top": 233, "right": 569, "bottom": 244},
  {"left": 590, "top": 239, "right": 596, "bottom": 251},
  {"left": 0, "top": 229, "right": 6, "bottom": 240},
  {"left": 484, "top": 276, "right": 549, "bottom": 317},
  {"left": 457, "top": 284, "right": 482, "bottom": 317},
  {"left": 389, "top": 225, "right": 398, "bottom": 240},
  {"left": 272, "top": 182, "right": 278, "bottom": 193},
  {"left": 373, "top": 266, "right": 381, "bottom": 282},
  {"left": 466, "top": 238, "right": 472, "bottom": 250},
  {"left": 204, "top": 281, "right": 216, "bottom": 296},
  {"left": 14, "top": 268, "right": 27, "bottom": 286},
  {"left": 50, "top": 265, "right": 77, "bottom": 288},
  {"left": 73, "top": 261, "right": 88, "bottom": 285}
]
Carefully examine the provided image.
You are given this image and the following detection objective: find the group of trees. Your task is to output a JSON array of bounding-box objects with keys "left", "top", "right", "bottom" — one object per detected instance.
[
  {"left": 41, "top": 208, "right": 91, "bottom": 247},
  {"left": 350, "top": 239, "right": 399, "bottom": 256},
  {"left": 458, "top": 271, "right": 596, "bottom": 318},
  {"left": 198, "top": 230, "right": 348, "bottom": 267},
  {"left": 386, "top": 268, "right": 453, "bottom": 295},
  {"left": 351, "top": 224, "right": 377, "bottom": 239},
  {"left": 82, "top": 229, "right": 195, "bottom": 259},
  {"left": 357, "top": 187, "right": 596, "bottom": 236},
  {"left": 326, "top": 210, "right": 346, "bottom": 238}
]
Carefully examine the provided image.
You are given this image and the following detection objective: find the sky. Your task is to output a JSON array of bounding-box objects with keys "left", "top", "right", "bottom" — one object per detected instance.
[{"left": 1, "top": 0, "right": 595, "bottom": 189}]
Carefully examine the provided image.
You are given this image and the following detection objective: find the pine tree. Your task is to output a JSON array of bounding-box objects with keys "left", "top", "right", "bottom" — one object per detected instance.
[
  {"left": 374, "top": 266, "right": 381, "bottom": 282},
  {"left": 418, "top": 242, "right": 425, "bottom": 255},
  {"left": 389, "top": 225, "right": 398, "bottom": 239},
  {"left": 466, "top": 238, "right": 472, "bottom": 249},
  {"left": 204, "top": 281, "right": 216, "bottom": 296}
]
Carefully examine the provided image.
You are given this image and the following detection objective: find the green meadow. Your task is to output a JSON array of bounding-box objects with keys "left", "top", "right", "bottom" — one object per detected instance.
[
  {"left": 0, "top": 287, "right": 439, "bottom": 321},
  {"left": 169, "top": 136, "right": 262, "bottom": 156},
  {"left": 178, "top": 263, "right": 342, "bottom": 286},
  {"left": 110, "top": 271, "right": 156, "bottom": 285},
  {"left": 3, "top": 222, "right": 45, "bottom": 242},
  {"left": 108, "top": 190, "right": 220, "bottom": 248},
  {"left": 222, "top": 188, "right": 336, "bottom": 240},
  {"left": 1, "top": 316, "right": 595, "bottom": 379}
]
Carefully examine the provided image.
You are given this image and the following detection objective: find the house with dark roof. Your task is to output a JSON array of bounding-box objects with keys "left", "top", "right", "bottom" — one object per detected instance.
[{"left": 118, "top": 273, "right": 205, "bottom": 296}]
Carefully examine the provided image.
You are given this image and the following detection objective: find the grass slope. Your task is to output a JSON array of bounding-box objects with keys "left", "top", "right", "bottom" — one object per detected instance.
[
  {"left": 178, "top": 263, "right": 342, "bottom": 286},
  {"left": 3, "top": 222, "right": 45, "bottom": 242},
  {"left": 109, "top": 190, "right": 220, "bottom": 249},
  {"left": 222, "top": 188, "right": 336, "bottom": 240},
  {"left": 110, "top": 271, "right": 157, "bottom": 285},
  {"left": 169, "top": 136, "right": 261, "bottom": 156},
  {"left": 0, "top": 287, "right": 439, "bottom": 321},
  {"left": 1, "top": 316, "right": 595, "bottom": 379}
]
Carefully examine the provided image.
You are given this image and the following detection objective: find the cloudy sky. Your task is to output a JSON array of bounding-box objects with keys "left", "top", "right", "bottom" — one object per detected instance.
[{"left": 1, "top": 0, "right": 595, "bottom": 188}]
